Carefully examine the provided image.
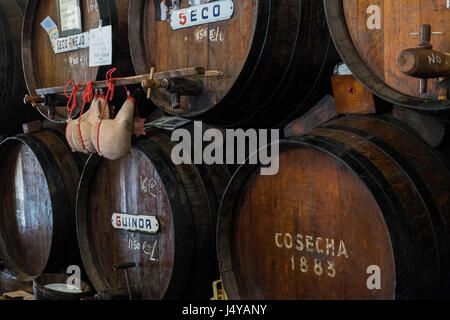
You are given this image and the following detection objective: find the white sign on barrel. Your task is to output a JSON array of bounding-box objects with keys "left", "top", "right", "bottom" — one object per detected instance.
[
  {"left": 112, "top": 213, "right": 160, "bottom": 234},
  {"left": 170, "top": 1, "right": 234, "bottom": 30}
]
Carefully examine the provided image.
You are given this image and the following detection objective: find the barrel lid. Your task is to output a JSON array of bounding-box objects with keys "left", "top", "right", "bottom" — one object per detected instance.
[
  {"left": 0, "top": 137, "right": 53, "bottom": 280},
  {"left": 219, "top": 145, "right": 396, "bottom": 299}
]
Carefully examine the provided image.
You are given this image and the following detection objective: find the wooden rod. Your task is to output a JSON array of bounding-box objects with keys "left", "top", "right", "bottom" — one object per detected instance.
[
  {"left": 147, "top": 67, "right": 155, "bottom": 99},
  {"left": 24, "top": 94, "right": 45, "bottom": 106},
  {"left": 36, "top": 67, "right": 208, "bottom": 95}
]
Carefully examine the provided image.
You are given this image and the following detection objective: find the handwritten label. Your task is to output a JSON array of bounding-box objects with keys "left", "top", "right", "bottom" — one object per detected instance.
[
  {"left": 195, "top": 26, "right": 224, "bottom": 42},
  {"left": 58, "top": 0, "right": 82, "bottom": 32},
  {"left": 89, "top": 25, "right": 112, "bottom": 67},
  {"left": 140, "top": 176, "right": 158, "bottom": 198},
  {"left": 127, "top": 238, "right": 159, "bottom": 261},
  {"left": 86, "top": 0, "right": 99, "bottom": 12},
  {"left": 69, "top": 53, "right": 88, "bottom": 66}
]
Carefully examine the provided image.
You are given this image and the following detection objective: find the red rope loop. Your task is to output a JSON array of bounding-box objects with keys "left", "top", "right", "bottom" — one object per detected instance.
[
  {"left": 83, "top": 81, "right": 94, "bottom": 104},
  {"left": 75, "top": 81, "right": 95, "bottom": 154},
  {"left": 64, "top": 79, "right": 79, "bottom": 120},
  {"left": 106, "top": 68, "right": 116, "bottom": 100},
  {"left": 78, "top": 81, "right": 94, "bottom": 120},
  {"left": 97, "top": 68, "right": 117, "bottom": 157}
]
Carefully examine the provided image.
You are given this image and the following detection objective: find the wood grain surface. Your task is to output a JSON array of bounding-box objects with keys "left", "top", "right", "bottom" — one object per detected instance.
[
  {"left": 129, "top": 0, "right": 339, "bottom": 127},
  {"left": 22, "top": 0, "right": 134, "bottom": 122},
  {"left": 77, "top": 128, "right": 230, "bottom": 299},
  {"left": 0, "top": 0, "right": 39, "bottom": 134},
  {"left": 218, "top": 115, "right": 450, "bottom": 299},
  {"left": 0, "top": 130, "right": 83, "bottom": 282}
]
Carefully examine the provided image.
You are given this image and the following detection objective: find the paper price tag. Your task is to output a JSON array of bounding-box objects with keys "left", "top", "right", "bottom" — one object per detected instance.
[{"left": 89, "top": 25, "right": 112, "bottom": 67}]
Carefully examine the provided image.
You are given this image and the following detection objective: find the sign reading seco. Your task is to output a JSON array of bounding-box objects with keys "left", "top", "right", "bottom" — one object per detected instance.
[{"left": 170, "top": 1, "right": 234, "bottom": 30}]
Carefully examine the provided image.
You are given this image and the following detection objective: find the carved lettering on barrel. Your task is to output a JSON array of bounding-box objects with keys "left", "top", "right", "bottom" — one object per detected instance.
[
  {"left": 275, "top": 232, "right": 348, "bottom": 279},
  {"left": 275, "top": 233, "right": 348, "bottom": 258}
]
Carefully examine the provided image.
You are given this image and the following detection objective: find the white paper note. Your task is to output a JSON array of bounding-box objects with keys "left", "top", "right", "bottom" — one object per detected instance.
[{"left": 89, "top": 25, "right": 112, "bottom": 67}]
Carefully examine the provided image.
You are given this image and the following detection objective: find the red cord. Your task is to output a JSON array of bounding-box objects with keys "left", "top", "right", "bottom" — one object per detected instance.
[
  {"left": 76, "top": 81, "right": 95, "bottom": 153},
  {"left": 97, "top": 68, "right": 117, "bottom": 157},
  {"left": 64, "top": 79, "right": 79, "bottom": 120},
  {"left": 64, "top": 79, "right": 78, "bottom": 150}
]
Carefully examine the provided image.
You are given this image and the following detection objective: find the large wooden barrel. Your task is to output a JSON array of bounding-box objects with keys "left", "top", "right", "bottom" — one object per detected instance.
[
  {"left": 218, "top": 115, "right": 450, "bottom": 299},
  {"left": 0, "top": 0, "right": 39, "bottom": 134},
  {"left": 77, "top": 128, "right": 230, "bottom": 299},
  {"left": 128, "top": 0, "right": 339, "bottom": 128},
  {"left": 0, "top": 268, "right": 33, "bottom": 295},
  {"left": 32, "top": 273, "right": 91, "bottom": 300},
  {"left": 0, "top": 130, "right": 83, "bottom": 282},
  {"left": 325, "top": 1, "right": 450, "bottom": 117},
  {"left": 22, "top": 0, "right": 134, "bottom": 123}
]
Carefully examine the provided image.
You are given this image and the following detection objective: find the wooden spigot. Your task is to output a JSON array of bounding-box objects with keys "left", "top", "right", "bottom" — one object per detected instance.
[
  {"left": 113, "top": 262, "right": 136, "bottom": 300},
  {"left": 24, "top": 94, "right": 45, "bottom": 107},
  {"left": 146, "top": 67, "right": 155, "bottom": 99},
  {"left": 24, "top": 93, "right": 69, "bottom": 107},
  {"left": 141, "top": 68, "right": 204, "bottom": 108},
  {"left": 398, "top": 24, "right": 450, "bottom": 95}
]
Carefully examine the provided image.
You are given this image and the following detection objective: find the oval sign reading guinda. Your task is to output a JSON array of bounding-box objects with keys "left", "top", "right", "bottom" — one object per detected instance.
[{"left": 111, "top": 213, "right": 160, "bottom": 234}]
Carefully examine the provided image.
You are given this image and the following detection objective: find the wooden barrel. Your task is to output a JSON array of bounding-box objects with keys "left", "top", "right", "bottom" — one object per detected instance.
[
  {"left": 0, "top": 130, "right": 83, "bottom": 282},
  {"left": 128, "top": 0, "right": 339, "bottom": 128},
  {"left": 32, "top": 274, "right": 91, "bottom": 300},
  {"left": 325, "top": 1, "right": 450, "bottom": 117},
  {"left": 22, "top": 0, "right": 135, "bottom": 123},
  {"left": 0, "top": 0, "right": 39, "bottom": 134},
  {"left": 0, "top": 268, "right": 33, "bottom": 295},
  {"left": 218, "top": 115, "right": 450, "bottom": 299},
  {"left": 77, "top": 128, "right": 230, "bottom": 299}
]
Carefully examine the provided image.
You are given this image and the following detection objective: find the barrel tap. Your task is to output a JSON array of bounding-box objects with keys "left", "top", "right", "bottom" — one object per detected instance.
[{"left": 398, "top": 24, "right": 450, "bottom": 99}]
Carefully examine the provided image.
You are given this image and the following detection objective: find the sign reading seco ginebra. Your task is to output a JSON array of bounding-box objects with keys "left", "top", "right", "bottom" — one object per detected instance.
[{"left": 170, "top": 0, "right": 234, "bottom": 30}]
